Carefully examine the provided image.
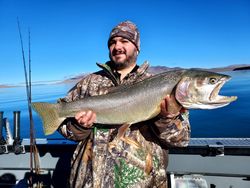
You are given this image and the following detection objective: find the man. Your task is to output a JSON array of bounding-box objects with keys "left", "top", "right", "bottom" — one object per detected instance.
[{"left": 58, "top": 21, "right": 190, "bottom": 188}]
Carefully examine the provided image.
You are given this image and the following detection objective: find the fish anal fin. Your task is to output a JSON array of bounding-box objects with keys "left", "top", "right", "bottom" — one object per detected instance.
[
  {"left": 83, "top": 138, "right": 93, "bottom": 163},
  {"left": 145, "top": 152, "right": 153, "bottom": 175}
]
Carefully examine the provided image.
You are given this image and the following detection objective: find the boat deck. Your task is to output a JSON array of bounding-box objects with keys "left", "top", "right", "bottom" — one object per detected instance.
[{"left": 0, "top": 138, "right": 250, "bottom": 187}]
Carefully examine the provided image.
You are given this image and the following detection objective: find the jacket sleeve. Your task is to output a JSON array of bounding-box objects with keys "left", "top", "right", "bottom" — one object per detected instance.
[
  {"left": 152, "top": 111, "right": 191, "bottom": 148},
  {"left": 58, "top": 118, "right": 92, "bottom": 141},
  {"left": 57, "top": 75, "right": 93, "bottom": 141}
]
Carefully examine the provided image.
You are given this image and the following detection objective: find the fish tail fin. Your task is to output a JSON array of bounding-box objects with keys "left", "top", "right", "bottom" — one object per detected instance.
[{"left": 32, "top": 102, "right": 63, "bottom": 135}]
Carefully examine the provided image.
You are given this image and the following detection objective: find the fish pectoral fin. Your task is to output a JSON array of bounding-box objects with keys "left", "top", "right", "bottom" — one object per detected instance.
[
  {"left": 117, "top": 123, "right": 131, "bottom": 139},
  {"left": 120, "top": 137, "right": 141, "bottom": 149},
  {"left": 108, "top": 123, "right": 132, "bottom": 153},
  {"left": 118, "top": 123, "right": 141, "bottom": 149}
]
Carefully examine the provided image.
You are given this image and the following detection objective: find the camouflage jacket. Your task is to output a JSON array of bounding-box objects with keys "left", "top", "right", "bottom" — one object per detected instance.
[{"left": 58, "top": 61, "right": 190, "bottom": 188}]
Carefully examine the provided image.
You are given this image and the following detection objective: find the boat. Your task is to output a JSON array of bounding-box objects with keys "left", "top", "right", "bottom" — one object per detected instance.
[
  {"left": 0, "top": 112, "right": 250, "bottom": 187},
  {"left": 2, "top": 23, "right": 248, "bottom": 187}
]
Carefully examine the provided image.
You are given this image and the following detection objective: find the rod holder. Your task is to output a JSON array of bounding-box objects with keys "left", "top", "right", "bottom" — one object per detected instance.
[
  {"left": 0, "top": 111, "right": 4, "bottom": 139},
  {"left": 0, "top": 111, "right": 7, "bottom": 154},
  {"left": 13, "top": 111, "right": 25, "bottom": 154},
  {"left": 13, "top": 111, "right": 21, "bottom": 140}
]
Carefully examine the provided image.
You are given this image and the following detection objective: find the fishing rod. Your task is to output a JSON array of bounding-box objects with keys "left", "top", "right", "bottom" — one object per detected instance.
[
  {"left": 28, "top": 27, "right": 40, "bottom": 175},
  {"left": 17, "top": 17, "right": 41, "bottom": 185}
]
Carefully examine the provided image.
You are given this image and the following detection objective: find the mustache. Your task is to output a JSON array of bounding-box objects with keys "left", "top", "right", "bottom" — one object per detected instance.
[{"left": 112, "top": 49, "right": 125, "bottom": 56}]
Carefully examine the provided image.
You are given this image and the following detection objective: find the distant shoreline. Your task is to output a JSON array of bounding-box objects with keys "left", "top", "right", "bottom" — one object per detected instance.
[
  {"left": 0, "top": 85, "right": 17, "bottom": 89},
  {"left": 233, "top": 66, "right": 250, "bottom": 71},
  {"left": 1, "top": 64, "right": 250, "bottom": 88}
]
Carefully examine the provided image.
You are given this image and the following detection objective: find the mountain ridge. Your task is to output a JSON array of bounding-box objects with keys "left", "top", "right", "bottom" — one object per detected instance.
[
  {"left": 1, "top": 64, "right": 250, "bottom": 88},
  {"left": 63, "top": 64, "right": 250, "bottom": 83}
]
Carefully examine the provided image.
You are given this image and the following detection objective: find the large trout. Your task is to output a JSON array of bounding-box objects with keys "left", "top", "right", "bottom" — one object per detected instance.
[{"left": 32, "top": 69, "right": 237, "bottom": 135}]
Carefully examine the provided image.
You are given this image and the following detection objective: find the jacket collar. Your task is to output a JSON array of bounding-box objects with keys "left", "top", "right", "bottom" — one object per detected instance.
[{"left": 96, "top": 61, "right": 150, "bottom": 86}]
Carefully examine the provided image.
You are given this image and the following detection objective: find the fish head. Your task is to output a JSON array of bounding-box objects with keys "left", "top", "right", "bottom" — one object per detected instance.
[{"left": 175, "top": 69, "right": 237, "bottom": 109}]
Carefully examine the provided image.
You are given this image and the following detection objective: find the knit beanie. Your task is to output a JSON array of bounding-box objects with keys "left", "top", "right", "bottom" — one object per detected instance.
[{"left": 108, "top": 21, "right": 140, "bottom": 52}]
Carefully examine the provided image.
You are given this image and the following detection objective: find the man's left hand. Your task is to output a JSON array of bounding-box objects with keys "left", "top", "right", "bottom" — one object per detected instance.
[{"left": 160, "top": 94, "right": 185, "bottom": 118}]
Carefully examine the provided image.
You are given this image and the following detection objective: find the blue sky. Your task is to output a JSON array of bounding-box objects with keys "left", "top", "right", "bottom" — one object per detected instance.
[{"left": 0, "top": 0, "right": 249, "bottom": 85}]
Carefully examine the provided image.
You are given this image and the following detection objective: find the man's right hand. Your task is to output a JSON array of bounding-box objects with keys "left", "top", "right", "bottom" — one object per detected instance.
[{"left": 75, "top": 110, "right": 96, "bottom": 128}]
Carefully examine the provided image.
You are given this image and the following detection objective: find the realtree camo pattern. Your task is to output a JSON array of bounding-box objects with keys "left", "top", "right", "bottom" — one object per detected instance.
[{"left": 58, "top": 61, "right": 190, "bottom": 188}]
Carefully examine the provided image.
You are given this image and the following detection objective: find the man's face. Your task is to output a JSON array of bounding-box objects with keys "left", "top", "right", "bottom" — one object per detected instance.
[{"left": 109, "top": 37, "right": 138, "bottom": 70}]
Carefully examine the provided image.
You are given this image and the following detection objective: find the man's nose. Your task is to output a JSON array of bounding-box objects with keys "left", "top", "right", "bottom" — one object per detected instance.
[{"left": 114, "top": 41, "right": 122, "bottom": 49}]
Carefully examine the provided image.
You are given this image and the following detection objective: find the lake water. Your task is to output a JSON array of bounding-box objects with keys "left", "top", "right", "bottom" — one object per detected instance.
[{"left": 0, "top": 70, "right": 250, "bottom": 138}]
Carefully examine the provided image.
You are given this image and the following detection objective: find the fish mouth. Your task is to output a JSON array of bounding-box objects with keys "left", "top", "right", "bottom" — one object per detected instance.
[{"left": 209, "top": 77, "right": 237, "bottom": 106}]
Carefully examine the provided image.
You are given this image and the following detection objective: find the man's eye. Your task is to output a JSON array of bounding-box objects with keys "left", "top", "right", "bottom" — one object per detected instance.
[
  {"left": 121, "top": 39, "right": 129, "bottom": 43},
  {"left": 109, "top": 41, "right": 115, "bottom": 45}
]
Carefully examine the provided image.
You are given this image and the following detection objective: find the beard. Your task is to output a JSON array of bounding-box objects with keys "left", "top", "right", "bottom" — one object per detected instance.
[{"left": 109, "top": 49, "right": 138, "bottom": 70}]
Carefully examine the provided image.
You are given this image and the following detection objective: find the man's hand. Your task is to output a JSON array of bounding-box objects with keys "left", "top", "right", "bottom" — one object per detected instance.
[
  {"left": 75, "top": 110, "right": 96, "bottom": 128},
  {"left": 160, "top": 94, "right": 185, "bottom": 118}
]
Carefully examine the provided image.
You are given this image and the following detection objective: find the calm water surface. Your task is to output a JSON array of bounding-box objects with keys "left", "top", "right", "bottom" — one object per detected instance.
[
  {"left": 0, "top": 70, "right": 249, "bottom": 138},
  {"left": 0, "top": 83, "right": 74, "bottom": 139}
]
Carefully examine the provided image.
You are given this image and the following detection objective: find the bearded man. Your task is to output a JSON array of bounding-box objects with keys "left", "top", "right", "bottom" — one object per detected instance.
[{"left": 58, "top": 21, "right": 190, "bottom": 188}]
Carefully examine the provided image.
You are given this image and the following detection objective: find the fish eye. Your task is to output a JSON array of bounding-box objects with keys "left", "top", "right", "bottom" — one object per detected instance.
[{"left": 209, "top": 78, "right": 217, "bottom": 84}]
